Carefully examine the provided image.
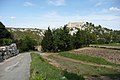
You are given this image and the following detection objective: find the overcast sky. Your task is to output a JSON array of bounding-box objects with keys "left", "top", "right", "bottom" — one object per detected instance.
[{"left": 0, "top": 0, "right": 120, "bottom": 30}]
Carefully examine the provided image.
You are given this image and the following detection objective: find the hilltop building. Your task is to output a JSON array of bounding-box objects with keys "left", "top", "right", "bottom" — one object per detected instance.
[{"left": 67, "top": 22, "right": 86, "bottom": 29}]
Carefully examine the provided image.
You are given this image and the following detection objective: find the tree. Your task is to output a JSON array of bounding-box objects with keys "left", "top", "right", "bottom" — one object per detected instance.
[
  {"left": 18, "top": 36, "right": 37, "bottom": 52},
  {"left": 41, "top": 23, "right": 119, "bottom": 52},
  {"left": 73, "top": 29, "right": 83, "bottom": 49},
  {"left": 52, "top": 25, "right": 73, "bottom": 52},
  {"left": 52, "top": 28, "right": 65, "bottom": 52},
  {"left": 0, "top": 22, "right": 5, "bottom": 28},
  {"left": 41, "top": 27, "right": 53, "bottom": 52},
  {"left": 62, "top": 25, "right": 72, "bottom": 50},
  {"left": 0, "top": 22, "right": 13, "bottom": 46}
]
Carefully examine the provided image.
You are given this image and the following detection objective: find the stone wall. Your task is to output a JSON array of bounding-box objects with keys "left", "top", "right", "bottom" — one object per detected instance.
[{"left": 0, "top": 43, "right": 19, "bottom": 61}]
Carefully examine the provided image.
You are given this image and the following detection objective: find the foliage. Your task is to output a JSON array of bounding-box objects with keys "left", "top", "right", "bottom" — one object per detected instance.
[
  {"left": 30, "top": 53, "right": 68, "bottom": 80},
  {"left": 0, "top": 22, "right": 14, "bottom": 46},
  {"left": 58, "top": 52, "right": 117, "bottom": 66},
  {"left": 97, "top": 43, "right": 120, "bottom": 46},
  {"left": 52, "top": 25, "right": 72, "bottom": 52},
  {"left": 62, "top": 70, "right": 85, "bottom": 80},
  {"left": 41, "top": 22, "right": 120, "bottom": 52},
  {"left": 49, "top": 55, "right": 120, "bottom": 77},
  {"left": 8, "top": 28, "right": 43, "bottom": 45},
  {"left": 30, "top": 53, "right": 85, "bottom": 80},
  {"left": 18, "top": 36, "right": 37, "bottom": 52},
  {"left": 41, "top": 27, "right": 53, "bottom": 52},
  {"left": 0, "top": 38, "right": 13, "bottom": 46},
  {"left": 112, "top": 30, "right": 120, "bottom": 43},
  {"left": 41, "top": 25, "right": 93, "bottom": 52}
]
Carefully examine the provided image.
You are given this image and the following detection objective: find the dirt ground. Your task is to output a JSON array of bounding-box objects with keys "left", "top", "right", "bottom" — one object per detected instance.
[
  {"left": 72, "top": 47, "right": 120, "bottom": 64},
  {"left": 41, "top": 53, "right": 120, "bottom": 80},
  {"left": 39, "top": 47, "right": 120, "bottom": 80}
]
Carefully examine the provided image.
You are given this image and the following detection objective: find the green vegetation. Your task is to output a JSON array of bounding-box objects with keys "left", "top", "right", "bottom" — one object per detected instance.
[
  {"left": 18, "top": 36, "right": 37, "bottom": 52},
  {"left": 62, "top": 70, "right": 84, "bottom": 80},
  {"left": 41, "top": 25, "right": 94, "bottom": 52},
  {"left": 58, "top": 52, "right": 117, "bottom": 66},
  {"left": 30, "top": 53, "right": 67, "bottom": 80},
  {"left": 30, "top": 53, "right": 85, "bottom": 80},
  {"left": 41, "top": 23, "right": 120, "bottom": 52},
  {"left": 0, "top": 22, "right": 14, "bottom": 46},
  {"left": 94, "top": 43, "right": 120, "bottom": 46},
  {"left": 41, "top": 22, "right": 120, "bottom": 52},
  {"left": 8, "top": 28, "right": 43, "bottom": 45},
  {"left": 49, "top": 55, "right": 120, "bottom": 78},
  {"left": 41, "top": 27, "right": 53, "bottom": 52},
  {"left": 0, "top": 22, "right": 37, "bottom": 52}
]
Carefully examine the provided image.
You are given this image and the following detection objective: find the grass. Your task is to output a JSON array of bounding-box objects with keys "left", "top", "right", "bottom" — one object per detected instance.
[
  {"left": 62, "top": 70, "right": 85, "bottom": 80},
  {"left": 92, "top": 43, "right": 120, "bottom": 46},
  {"left": 49, "top": 55, "right": 120, "bottom": 78},
  {"left": 30, "top": 53, "right": 85, "bottom": 80},
  {"left": 30, "top": 53, "right": 67, "bottom": 80},
  {"left": 58, "top": 52, "right": 119, "bottom": 66}
]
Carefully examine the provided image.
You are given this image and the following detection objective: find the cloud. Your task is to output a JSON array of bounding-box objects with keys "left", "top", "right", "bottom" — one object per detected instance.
[
  {"left": 47, "top": 0, "right": 65, "bottom": 6},
  {"left": 41, "top": 11, "right": 119, "bottom": 22},
  {"left": 23, "top": 2, "right": 35, "bottom": 6},
  {"left": 95, "top": 2, "right": 102, "bottom": 7},
  {"left": 97, "top": 7, "right": 120, "bottom": 15},
  {"left": 9, "top": 16, "right": 16, "bottom": 19},
  {"left": 7, "top": 11, "right": 119, "bottom": 30},
  {"left": 109, "top": 7, "right": 120, "bottom": 12},
  {"left": 0, "top": 16, "right": 2, "bottom": 19},
  {"left": 38, "top": 11, "right": 120, "bottom": 29}
]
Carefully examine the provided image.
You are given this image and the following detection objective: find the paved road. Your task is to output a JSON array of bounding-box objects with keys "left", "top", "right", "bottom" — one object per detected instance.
[{"left": 0, "top": 52, "right": 31, "bottom": 80}]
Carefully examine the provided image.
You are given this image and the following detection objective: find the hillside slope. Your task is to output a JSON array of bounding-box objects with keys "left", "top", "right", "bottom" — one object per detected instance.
[
  {"left": 67, "top": 22, "right": 120, "bottom": 44},
  {"left": 7, "top": 28, "right": 45, "bottom": 45}
]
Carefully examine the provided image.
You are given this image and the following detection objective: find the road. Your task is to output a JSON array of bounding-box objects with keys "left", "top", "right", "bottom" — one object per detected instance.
[{"left": 0, "top": 52, "right": 31, "bottom": 80}]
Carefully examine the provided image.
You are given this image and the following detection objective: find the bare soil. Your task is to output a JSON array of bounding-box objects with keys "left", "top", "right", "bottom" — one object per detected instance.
[
  {"left": 72, "top": 47, "right": 120, "bottom": 64},
  {"left": 41, "top": 53, "right": 120, "bottom": 80}
]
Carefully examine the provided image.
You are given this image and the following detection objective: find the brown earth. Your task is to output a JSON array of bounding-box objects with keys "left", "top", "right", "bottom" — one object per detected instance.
[
  {"left": 40, "top": 53, "right": 120, "bottom": 80},
  {"left": 72, "top": 47, "right": 120, "bottom": 64}
]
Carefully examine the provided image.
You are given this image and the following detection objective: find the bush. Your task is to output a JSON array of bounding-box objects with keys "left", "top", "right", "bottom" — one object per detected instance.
[
  {"left": 62, "top": 70, "right": 85, "bottom": 80},
  {"left": 18, "top": 36, "right": 37, "bottom": 52},
  {"left": 0, "top": 38, "right": 13, "bottom": 46}
]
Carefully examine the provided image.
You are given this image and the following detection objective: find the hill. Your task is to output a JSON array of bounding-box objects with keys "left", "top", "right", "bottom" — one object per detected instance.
[
  {"left": 7, "top": 28, "right": 45, "bottom": 45},
  {"left": 67, "top": 22, "right": 120, "bottom": 44}
]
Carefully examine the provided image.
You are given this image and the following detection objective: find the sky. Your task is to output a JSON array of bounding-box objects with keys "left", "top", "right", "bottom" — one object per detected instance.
[{"left": 0, "top": 0, "right": 120, "bottom": 30}]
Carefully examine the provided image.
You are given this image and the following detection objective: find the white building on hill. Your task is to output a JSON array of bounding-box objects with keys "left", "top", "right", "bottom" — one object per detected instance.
[{"left": 67, "top": 22, "right": 86, "bottom": 29}]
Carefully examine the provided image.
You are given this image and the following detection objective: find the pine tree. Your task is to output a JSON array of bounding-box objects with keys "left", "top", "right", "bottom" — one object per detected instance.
[{"left": 41, "top": 27, "right": 53, "bottom": 52}]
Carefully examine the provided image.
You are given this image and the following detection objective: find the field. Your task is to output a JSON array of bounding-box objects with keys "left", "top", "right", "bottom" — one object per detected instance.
[
  {"left": 90, "top": 43, "right": 120, "bottom": 50},
  {"left": 93, "top": 43, "right": 120, "bottom": 46},
  {"left": 30, "top": 53, "right": 84, "bottom": 80},
  {"left": 58, "top": 52, "right": 119, "bottom": 66},
  {"left": 30, "top": 53, "right": 67, "bottom": 80},
  {"left": 73, "top": 47, "right": 120, "bottom": 64},
  {"left": 49, "top": 55, "right": 120, "bottom": 79},
  {"left": 30, "top": 47, "right": 120, "bottom": 80}
]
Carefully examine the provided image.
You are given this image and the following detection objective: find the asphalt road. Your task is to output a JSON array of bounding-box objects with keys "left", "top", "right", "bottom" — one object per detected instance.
[{"left": 0, "top": 52, "right": 31, "bottom": 80}]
